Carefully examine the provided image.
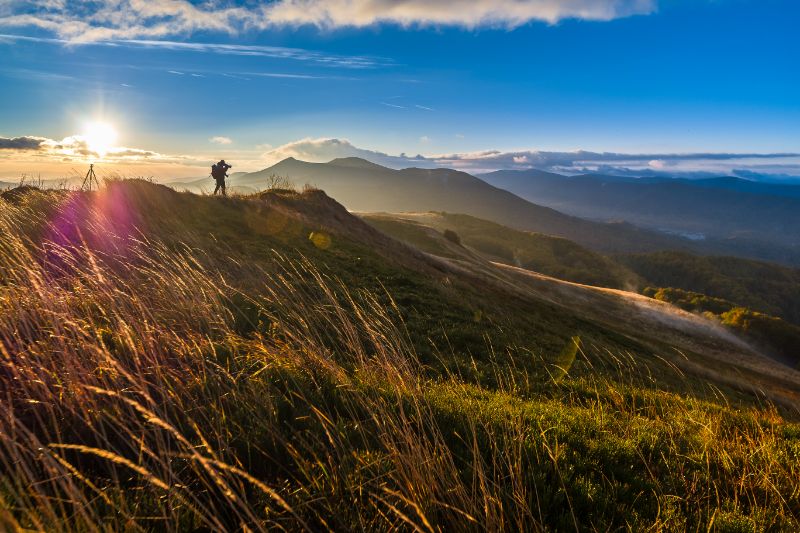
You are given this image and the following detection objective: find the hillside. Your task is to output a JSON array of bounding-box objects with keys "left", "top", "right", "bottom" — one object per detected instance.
[
  {"left": 481, "top": 169, "right": 800, "bottom": 263},
  {"left": 1, "top": 181, "right": 799, "bottom": 531},
  {"left": 363, "top": 212, "right": 640, "bottom": 290},
  {"left": 364, "top": 210, "right": 800, "bottom": 365},
  {"left": 642, "top": 287, "right": 800, "bottom": 366},
  {"left": 620, "top": 250, "right": 800, "bottom": 326},
  {"left": 231, "top": 157, "right": 699, "bottom": 255}
]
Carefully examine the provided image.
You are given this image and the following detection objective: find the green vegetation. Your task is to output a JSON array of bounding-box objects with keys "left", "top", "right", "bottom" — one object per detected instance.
[
  {"left": 442, "top": 228, "right": 461, "bottom": 245},
  {"left": 622, "top": 251, "right": 800, "bottom": 326},
  {"left": 644, "top": 287, "right": 800, "bottom": 366},
  {"left": 642, "top": 286, "right": 741, "bottom": 315},
  {"left": 365, "top": 212, "right": 638, "bottom": 289},
  {"left": 0, "top": 181, "right": 799, "bottom": 531}
]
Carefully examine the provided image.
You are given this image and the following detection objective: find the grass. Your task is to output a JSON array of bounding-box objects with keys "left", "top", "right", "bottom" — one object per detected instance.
[
  {"left": 363, "top": 212, "right": 639, "bottom": 290},
  {"left": 0, "top": 181, "right": 798, "bottom": 531}
]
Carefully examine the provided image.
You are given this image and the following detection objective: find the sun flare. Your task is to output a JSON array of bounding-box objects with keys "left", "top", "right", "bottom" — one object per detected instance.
[{"left": 82, "top": 121, "right": 118, "bottom": 158}]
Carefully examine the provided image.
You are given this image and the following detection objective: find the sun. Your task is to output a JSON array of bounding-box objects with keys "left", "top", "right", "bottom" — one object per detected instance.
[{"left": 82, "top": 121, "right": 118, "bottom": 158}]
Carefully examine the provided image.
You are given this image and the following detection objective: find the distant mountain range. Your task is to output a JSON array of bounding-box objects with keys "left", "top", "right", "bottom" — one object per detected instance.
[
  {"left": 235, "top": 157, "right": 698, "bottom": 255},
  {"left": 480, "top": 170, "right": 800, "bottom": 248},
  {"left": 168, "top": 157, "right": 800, "bottom": 265}
]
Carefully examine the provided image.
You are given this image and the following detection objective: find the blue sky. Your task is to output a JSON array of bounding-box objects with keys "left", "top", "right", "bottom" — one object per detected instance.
[{"left": 1, "top": 0, "right": 799, "bottom": 180}]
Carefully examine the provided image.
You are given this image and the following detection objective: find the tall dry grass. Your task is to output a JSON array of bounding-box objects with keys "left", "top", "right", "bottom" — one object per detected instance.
[
  {"left": 0, "top": 186, "right": 797, "bottom": 531},
  {"left": 0, "top": 190, "right": 544, "bottom": 531}
]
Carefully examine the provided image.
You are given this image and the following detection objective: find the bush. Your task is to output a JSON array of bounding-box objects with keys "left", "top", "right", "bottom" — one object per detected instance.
[{"left": 443, "top": 228, "right": 461, "bottom": 245}]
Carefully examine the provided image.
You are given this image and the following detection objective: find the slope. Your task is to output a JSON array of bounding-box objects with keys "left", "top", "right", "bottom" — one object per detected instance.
[
  {"left": 481, "top": 169, "right": 800, "bottom": 261},
  {"left": 619, "top": 250, "right": 800, "bottom": 325},
  {"left": 2, "top": 181, "right": 799, "bottom": 531},
  {"left": 232, "top": 157, "right": 702, "bottom": 256},
  {"left": 362, "top": 211, "right": 640, "bottom": 290}
]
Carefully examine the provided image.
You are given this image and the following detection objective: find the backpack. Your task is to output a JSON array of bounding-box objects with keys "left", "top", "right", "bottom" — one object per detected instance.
[{"left": 211, "top": 164, "right": 221, "bottom": 180}]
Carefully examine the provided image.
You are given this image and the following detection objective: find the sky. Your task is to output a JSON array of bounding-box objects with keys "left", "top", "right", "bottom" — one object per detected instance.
[{"left": 1, "top": 0, "right": 799, "bottom": 181}]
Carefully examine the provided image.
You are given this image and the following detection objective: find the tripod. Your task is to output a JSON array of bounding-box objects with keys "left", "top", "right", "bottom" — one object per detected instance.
[{"left": 82, "top": 164, "right": 100, "bottom": 191}]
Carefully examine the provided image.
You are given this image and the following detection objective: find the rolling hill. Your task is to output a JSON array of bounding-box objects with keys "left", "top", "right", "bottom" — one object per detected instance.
[
  {"left": 619, "top": 250, "right": 800, "bottom": 326},
  {"left": 364, "top": 210, "right": 800, "bottom": 365},
  {"left": 480, "top": 169, "right": 800, "bottom": 257},
  {"left": 232, "top": 157, "right": 700, "bottom": 255},
  {"left": 2, "top": 180, "right": 799, "bottom": 530},
  {"left": 363, "top": 211, "right": 640, "bottom": 290}
]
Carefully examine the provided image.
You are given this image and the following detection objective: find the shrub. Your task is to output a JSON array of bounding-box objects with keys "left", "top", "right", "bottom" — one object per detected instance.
[{"left": 443, "top": 228, "right": 461, "bottom": 245}]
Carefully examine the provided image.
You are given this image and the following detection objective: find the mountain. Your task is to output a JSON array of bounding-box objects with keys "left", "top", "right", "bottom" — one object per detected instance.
[
  {"left": 480, "top": 169, "right": 800, "bottom": 251},
  {"left": 234, "top": 157, "right": 702, "bottom": 255}
]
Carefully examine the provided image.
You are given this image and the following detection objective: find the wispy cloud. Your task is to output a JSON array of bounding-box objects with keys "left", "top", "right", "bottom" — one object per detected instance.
[
  {"left": 0, "top": 1, "right": 657, "bottom": 46},
  {"left": 209, "top": 136, "right": 233, "bottom": 145},
  {"left": 2, "top": 67, "right": 77, "bottom": 82},
  {"left": 246, "top": 72, "right": 329, "bottom": 80},
  {"left": 0, "top": 33, "right": 388, "bottom": 69},
  {"left": 380, "top": 102, "right": 406, "bottom": 109},
  {"left": 415, "top": 104, "right": 435, "bottom": 111}
]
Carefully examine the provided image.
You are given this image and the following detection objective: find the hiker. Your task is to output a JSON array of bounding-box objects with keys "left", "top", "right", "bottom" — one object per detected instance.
[{"left": 211, "top": 159, "right": 232, "bottom": 196}]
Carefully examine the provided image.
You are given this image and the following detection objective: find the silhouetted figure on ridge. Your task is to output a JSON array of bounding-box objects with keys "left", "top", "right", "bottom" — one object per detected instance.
[{"left": 211, "top": 159, "right": 232, "bottom": 196}]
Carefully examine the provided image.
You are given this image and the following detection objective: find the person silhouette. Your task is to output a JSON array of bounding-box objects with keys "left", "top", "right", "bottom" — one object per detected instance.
[{"left": 211, "top": 159, "right": 232, "bottom": 196}]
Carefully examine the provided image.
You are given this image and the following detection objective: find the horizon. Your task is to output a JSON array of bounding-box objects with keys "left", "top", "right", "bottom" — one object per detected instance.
[{"left": 1, "top": 0, "right": 799, "bottom": 182}]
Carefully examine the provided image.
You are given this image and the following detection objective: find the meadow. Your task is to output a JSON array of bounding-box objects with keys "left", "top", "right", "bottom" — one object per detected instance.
[{"left": 0, "top": 181, "right": 798, "bottom": 531}]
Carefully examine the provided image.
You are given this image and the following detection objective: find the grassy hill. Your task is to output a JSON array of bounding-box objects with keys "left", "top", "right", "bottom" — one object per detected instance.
[
  {"left": 643, "top": 287, "right": 800, "bottom": 366},
  {"left": 363, "top": 212, "right": 640, "bottom": 290},
  {"left": 1, "top": 180, "right": 799, "bottom": 531},
  {"left": 620, "top": 250, "right": 800, "bottom": 326},
  {"left": 233, "top": 157, "right": 701, "bottom": 255}
]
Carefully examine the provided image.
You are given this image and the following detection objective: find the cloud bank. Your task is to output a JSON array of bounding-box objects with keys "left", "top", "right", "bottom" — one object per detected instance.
[
  {"left": 260, "top": 138, "right": 800, "bottom": 181},
  {"left": 0, "top": 134, "right": 182, "bottom": 163},
  {"left": 1, "top": 0, "right": 657, "bottom": 42},
  {"left": 4, "top": 134, "right": 799, "bottom": 182},
  {"left": 0, "top": 136, "right": 48, "bottom": 150}
]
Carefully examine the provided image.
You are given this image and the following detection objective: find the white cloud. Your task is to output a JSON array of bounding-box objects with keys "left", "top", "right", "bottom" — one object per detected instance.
[
  {"left": 261, "top": 0, "right": 657, "bottom": 28},
  {"left": 258, "top": 137, "right": 800, "bottom": 179},
  {"left": 0, "top": 1, "right": 658, "bottom": 44},
  {"left": 260, "top": 138, "right": 428, "bottom": 168},
  {"left": 419, "top": 136, "right": 431, "bottom": 143},
  {"left": 209, "top": 136, "right": 233, "bottom": 145}
]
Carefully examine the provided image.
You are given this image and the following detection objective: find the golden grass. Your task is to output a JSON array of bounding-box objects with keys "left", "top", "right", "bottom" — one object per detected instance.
[{"left": 0, "top": 186, "right": 797, "bottom": 531}]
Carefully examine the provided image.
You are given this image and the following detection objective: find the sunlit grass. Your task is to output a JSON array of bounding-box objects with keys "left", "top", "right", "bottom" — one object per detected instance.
[{"left": 0, "top": 182, "right": 797, "bottom": 531}]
